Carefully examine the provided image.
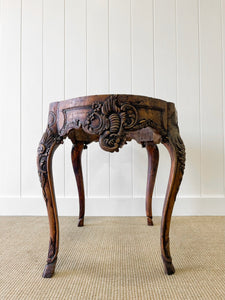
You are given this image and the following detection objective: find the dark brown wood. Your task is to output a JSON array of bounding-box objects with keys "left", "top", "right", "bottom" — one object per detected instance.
[
  {"left": 71, "top": 143, "right": 85, "bottom": 227},
  {"left": 145, "top": 142, "right": 159, "bottom": 226},
  {"left": 37, "top": 105, "right": 63, "bottom": 278},
  {"left": 37, "top": 94, "right": 185, "bottom": 277},
  {"left": 160, "top": 104, "right": 185, "bottom": 275}
]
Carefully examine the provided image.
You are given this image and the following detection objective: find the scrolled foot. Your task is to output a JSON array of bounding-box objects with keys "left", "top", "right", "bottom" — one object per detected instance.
[
  {"left": 147, "top": 217, "right": 153, "bottom": 226},
  {"left": 77, "top": 218, "right": 84, "bottom": 227},
  {"left": 163, "top": 260, "right": 175, "bottom": 275},
  {"left": 42, "top": 259, "right": 57, "bottom": 278}
]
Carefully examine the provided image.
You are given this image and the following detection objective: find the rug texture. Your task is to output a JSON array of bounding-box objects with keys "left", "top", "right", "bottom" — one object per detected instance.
[{"left": 0, "top": 216, "right": 224, "bottom": 299}]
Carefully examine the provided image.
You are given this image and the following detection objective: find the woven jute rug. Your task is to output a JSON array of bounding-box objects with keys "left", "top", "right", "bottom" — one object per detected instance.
[{"left": 0, "top": 216, "right": 224, "bottom": 299}]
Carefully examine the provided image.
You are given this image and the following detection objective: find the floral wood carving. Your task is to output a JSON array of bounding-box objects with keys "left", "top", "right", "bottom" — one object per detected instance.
[
  {"left": 37, "top": 111, "right": 63, "bottom": 199},
  {"left": 162, "top": 110, "right": 186, "bottom": 174},
  {"left": 84, "top": 95, "right": 138, "bottom": 152}
]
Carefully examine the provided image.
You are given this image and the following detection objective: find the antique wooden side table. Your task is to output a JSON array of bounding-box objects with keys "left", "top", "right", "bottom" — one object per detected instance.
[{"left": 37, "top": 94, "right": 185, "bottom": 278}]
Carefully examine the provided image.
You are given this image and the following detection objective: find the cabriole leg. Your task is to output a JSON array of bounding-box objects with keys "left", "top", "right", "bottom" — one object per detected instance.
[
  {"left": 71, "top": 143, "right": 85, "bottom": 227},
  {"left": 37, "top": 112, "right": 63, "bottom": 278},
  {"left": 161, "top": 124, "right": 185, "bottom": 275},
  {"left": 145, "top": 142, "right": 159, "bottom": 226}
]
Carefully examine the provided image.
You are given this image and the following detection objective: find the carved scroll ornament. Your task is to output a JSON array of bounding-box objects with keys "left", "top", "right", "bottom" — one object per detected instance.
[
  {"left": 37, "top": 112, "right": 63, "bottom": 194},
  {"left": 162, "top": 110, "right": 186, "bottom": 174},
  {"left": 84, "top": 95, "right": 138, "bottom": 152}
]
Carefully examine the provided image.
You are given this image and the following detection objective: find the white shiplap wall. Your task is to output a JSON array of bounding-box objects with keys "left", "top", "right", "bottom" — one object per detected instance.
[{"left": 0, "top": 0, "right": 225, "bottom": 216}]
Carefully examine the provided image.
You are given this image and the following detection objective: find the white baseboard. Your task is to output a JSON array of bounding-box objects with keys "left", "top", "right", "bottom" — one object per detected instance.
[{"left": 0, "top": 196, "right": 224, "bottom": 216}]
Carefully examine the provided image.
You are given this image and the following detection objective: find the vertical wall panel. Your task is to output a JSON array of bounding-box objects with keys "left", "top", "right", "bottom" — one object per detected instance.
[
  {"left": 65, "top": 0, "right": 86, "bottom": 100},
  {"left": 222, "top": 0, "right": 225, "bottom": 196},
  {"left": 0, "top": 0, "right": 21, "bottom": 195},
  {"left": 21, "top": 0, "right": 42, "bottom": 195},
  {"left": 87, "top": 0, "right": 108, "bottom": 94},
  {"left": 86, "top": 0, "right": 110, "bottom": 198},
  {"left": 109, "top": 0, "right": 132, "bottom": 197},
  {"left": 199, "top": 0, "right": 224, "bottom": 195},
  {"left": 1, "top": 1, "right": 225, "bottom": 215},
  {"left": 43, "top": 0, "right": 65, "bottom": 197},
  {"left": 176, "top": 0, "right": 201, "bottom": 196},
  {"left": 154, "top": 0, "right": 177, "bottom": 197},
  {"left": 131, "top": 0, "right": 154, "bottom": 97},
  {"left": 64, "top": 0, "right": 87, "bottom": 199},
  {"left": 154, "top": 0, "right": 177, "bottom": 102},
  {"left": 131, "top": 0, "right": 154, "bottom": 197}
]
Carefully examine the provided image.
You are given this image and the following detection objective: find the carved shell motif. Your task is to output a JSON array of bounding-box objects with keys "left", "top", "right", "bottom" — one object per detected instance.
[{"left": 84, "top": 95, "right": 138, "bottom": 152}]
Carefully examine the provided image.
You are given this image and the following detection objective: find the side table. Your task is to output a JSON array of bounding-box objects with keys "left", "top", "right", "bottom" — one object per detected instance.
[{"left": 37, "top": 94, "right": 185, "bottom": 278}]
